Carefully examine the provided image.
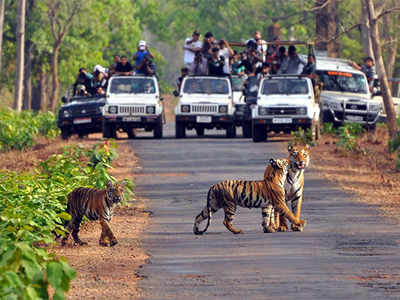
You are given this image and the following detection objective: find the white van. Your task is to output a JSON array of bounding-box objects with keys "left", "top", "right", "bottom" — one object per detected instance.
[
  {"left": 102, "top": 75, "right": 163, "bottom": 138},
  {"left": 174, "top": 76, "right": 235, "bottom": 138},
  {"left": 316, "top": 57, "right": 381, "bottom": 129}
]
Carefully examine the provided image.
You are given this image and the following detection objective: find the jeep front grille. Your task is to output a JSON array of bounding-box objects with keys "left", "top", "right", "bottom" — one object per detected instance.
[
  {"left": 345, "top": 103, "right": 367, "bottom": 110},
  {"left": 191, "top": 104, "right": 218, "bottom": 113},
  {"left": 119, "top": 105, "right": 145, "bottom": 114},
  {"left": 269, "top": 107, "right": 297, "bottom": 115}
]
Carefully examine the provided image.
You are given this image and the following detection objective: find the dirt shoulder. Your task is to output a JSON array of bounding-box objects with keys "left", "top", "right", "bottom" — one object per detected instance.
[
  {"left": 1, "top": 134, "right": 149, "bottom": 299},
  {"left": 311, "top": 126, "right": 400, "bottom": 222}
]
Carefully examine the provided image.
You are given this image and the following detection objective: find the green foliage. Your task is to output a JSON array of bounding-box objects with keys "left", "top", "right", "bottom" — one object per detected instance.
[
  {"left": 0, "top": 141, "right": 134, "bottom": 298},
  {"left": 0, "top": 109, "right": 60, "bottom": 151},
  {"left": 291, "top": 127, "right": 315, "bottom": 146},
  {"left": 336, "top": 124, "right": 365, "bottom": 153},
  {"left": 321, "top": 122, "right": 336, "bottom": 135}
]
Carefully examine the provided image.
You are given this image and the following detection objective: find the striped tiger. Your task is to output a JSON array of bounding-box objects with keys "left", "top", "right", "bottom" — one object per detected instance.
[
  {"left": 265, "top": 144, "right": 310, "bottom": 232},
  {"left": 193, "top": 159, "right": 306, "bottom": 235},
  {"left": 61, "top": 180, "right": 125, "bottom": 247}
]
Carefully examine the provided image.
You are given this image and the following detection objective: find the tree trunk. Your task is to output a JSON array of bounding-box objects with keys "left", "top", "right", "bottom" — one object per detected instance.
[
  {"left": 360, "top": 0, "right": 375, "bottom": 60},
  {"left": 0, "top": 0, "right": 5, "bottom": 74},
  {"left": 23, "top": 40, "right": 32, "bottom": 110},
  {"left": 365, "top": 0, "right": 398, "bottom": 139},
  {"left": 13, "top": 0, "right": 26, "bottom": 112},
  {"left": 382, "top": 6, "right": 398, "bottom": 80},
  {"left": 50, "top": 43, "right": 60, "bottom": 112},
  {"left": 315, "top": 0, "right": 339, "bottom": 57}
]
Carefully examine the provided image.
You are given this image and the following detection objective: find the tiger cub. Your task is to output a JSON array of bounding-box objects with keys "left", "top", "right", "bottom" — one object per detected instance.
[
  {"left": 193, "top": 159, "right": 306, "bottom": 235},
  {"left": 264, "top": 144, "right": 310, "bottom": 232},
  {"left": 61, "top": 180, "right": 125, "bottom": 247}
]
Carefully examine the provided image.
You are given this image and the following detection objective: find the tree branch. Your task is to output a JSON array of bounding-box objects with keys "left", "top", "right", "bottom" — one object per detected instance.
[{"left": 376, "top": 7, "right": 400, "bottom": 21}]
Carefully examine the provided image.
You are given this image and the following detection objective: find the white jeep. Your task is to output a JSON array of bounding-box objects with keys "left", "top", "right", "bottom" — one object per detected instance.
[
  {"left": 316, "top": 57, "right": 381, "bottom": 129},
  {"left": 102, "top": 75, "right": 163, "bottom": 139},
  {"left": 252, "top": 76, "right": 320, "bottom": 142},
  {"left": 174, "top": 76, "right": 236, "bottom": 138}
]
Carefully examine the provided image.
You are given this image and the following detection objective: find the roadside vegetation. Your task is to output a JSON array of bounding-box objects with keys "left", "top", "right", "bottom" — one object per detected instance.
[
  {"left": 291, "top": 122, "right": 400, "bottom": 222},
  {"left": 0, "top": 108, "right": 134, "bottom": 299}
]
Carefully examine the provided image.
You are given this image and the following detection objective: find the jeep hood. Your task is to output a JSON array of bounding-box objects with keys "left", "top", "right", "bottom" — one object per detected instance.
[
  {"left": 106, "top": 94, "right": 158, "bottom": 104},
  {"left": 258, "top": 95, "right": 312, "bottom": 107},
  {"left": 179, "top": 94, "right": 231, "bottom": 105},
  {"left": 321, "top": 90, "right": 371, "bottom": 103},
  {"left": 62, "top": 97, "right": 105, "bottom": 109}
]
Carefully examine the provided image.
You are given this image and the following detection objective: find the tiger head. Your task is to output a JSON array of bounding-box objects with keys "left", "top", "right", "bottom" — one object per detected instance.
[
  {"left": 287, "top": 144, "right": 310, "bottom": 170},
  {"left": 264, "top": 158, "right": 290, "bottom": 183},
  {"left": 106, "top": 180, "right": 126, "bottom": 204}
]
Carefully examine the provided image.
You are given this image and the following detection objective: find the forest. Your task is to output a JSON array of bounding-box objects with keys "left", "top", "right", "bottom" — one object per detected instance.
[{"left": 1, "top": 1, "right": 400, "bottom": 125}]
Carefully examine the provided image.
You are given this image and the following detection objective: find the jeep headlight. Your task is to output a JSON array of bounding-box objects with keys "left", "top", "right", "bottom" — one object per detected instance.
[
  {"left": 219, "top": 105, "right": 228, "bottom": 114},
  {"left": 181, "top": 105, "right": 190, "bottom": 113},
  {"left": 369, "top": 103, "right": 380, "bottom": 112},
  {"left": 297, "top": 107, "right": 307, "bottom": 115},
  {"left": 63, "top": 110, "right": 71, "bottom": 118},
  {"left": 327, "top": 101, "right": 342, "bottom": 111},
  {"left": 146, "top": 106, "right": 156, "bottom": 114},
  {"left": 108, "top": 105, "right": 118, "bottom": 114},
  {"left": 258, "top": 106, "right": 269, "bottom": 115}
]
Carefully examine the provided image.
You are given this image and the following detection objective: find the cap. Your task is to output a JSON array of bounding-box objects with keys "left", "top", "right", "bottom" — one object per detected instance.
[
  {"left": 205, "top": 32, "right": 213, "bottom": 38},
  {"left": 138, "top": 40, "right": 146, "bottom": 50},
  {"left": 193, "top": 30, "right": 200, "bottom": 36}
]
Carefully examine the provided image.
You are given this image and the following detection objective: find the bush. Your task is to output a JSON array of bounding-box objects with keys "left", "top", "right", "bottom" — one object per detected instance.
[
  {"left": 321, "top": 122, "right": 336, "bottom": 135},
  {"left": 291, "top": 127, "right": 315, "bottom": 146},
  {"left": 0, "top": 142, "right": 134, "bottom": 299},
  {"left": 0, "top": 109, "right": 60, "bottom": 151}
]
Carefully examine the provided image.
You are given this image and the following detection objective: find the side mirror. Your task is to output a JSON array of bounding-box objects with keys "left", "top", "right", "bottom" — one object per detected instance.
[
  {"left": 173, "top": 90, "right": 179, "bottom": 97},
  {"left": 61, "top": 96, "right": 68, "bottom": 103}
]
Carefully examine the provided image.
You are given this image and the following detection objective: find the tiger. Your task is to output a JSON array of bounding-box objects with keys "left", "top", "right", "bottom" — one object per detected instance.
[
  {"left": 264, "top": 144, "right": 310, "bottom": 232},
  {"left": 193, "top": 158, "right": 306, "bottom": 235},
  {"left": 61, "top": 180, "right": 125, "bottom": 247}
]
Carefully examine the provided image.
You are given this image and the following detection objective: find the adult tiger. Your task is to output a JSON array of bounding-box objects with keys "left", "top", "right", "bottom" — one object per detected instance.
[
  {"left": 61, "top": 180, "right": 125, "bottom": 247},
  {"left": 264, "top": 144, "right": 310, "bottom": 232},
  {"left": 193, "top": 159, "right": 306, "bottom": 235}
]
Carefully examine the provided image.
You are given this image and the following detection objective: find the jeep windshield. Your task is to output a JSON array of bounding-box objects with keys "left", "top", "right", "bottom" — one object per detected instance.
[
  {"left": 261, "top": 79, "right": 309, "bottom": 95},
  {"left": 109, "top": 77, "right": 156, "bottom": 94},
  {"left": 231, "top": 76, "right": 245, "bottom": 92},
  {"left": 317, "top": 71, "right": 368, "bottom": 94},
  {"left": 183, "top": 78, "right": 230, "bottom": 95}
]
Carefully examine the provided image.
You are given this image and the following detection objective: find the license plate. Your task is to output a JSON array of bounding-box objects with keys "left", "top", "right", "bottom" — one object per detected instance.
[
  {"left": 196, "top": 116, "right": 212, "bottom": 123},
  {"left": 346, "top": 115, "right": 363, "bottom": 121},
  {"left": 123, "top": 116, "right": 141, "bottom": 122},
  {"left": 73, "top": 118, "right": 91, "bottom": 124},
  {"left": 272, "top": 118, "right": 292, "bottom": 124}
]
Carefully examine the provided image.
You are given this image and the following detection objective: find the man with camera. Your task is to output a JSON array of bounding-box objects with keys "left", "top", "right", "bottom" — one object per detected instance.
[
  {"left": 136, "top": 54, "right": 156, "bottom": 76},
  {"left": 207, "top": 47, "right": 225, "bottom": 76},
  {"left": 73, "top": 68, "right": 94, "bottom": 96}
]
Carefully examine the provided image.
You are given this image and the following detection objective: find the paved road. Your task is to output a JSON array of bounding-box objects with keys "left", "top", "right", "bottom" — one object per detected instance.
[{"left": 132, "top": 124, "right": 400, "bottom": 300}]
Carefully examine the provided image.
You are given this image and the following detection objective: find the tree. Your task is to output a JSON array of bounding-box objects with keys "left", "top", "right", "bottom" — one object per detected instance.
[
  {"left": 13, "top": 0, "right": 26, "bottom": 112},
  {"left": 0, "top": 0, "right": 5, "bottom": 74},
  {"left": 315, "top": 0, "right": 339, "bottom": 57},
  {"left": 364, "top": 0, "right": 398, "bottom": 139},
  {"left": 47, "top": 0, "right": 81, "bottom": 112}
]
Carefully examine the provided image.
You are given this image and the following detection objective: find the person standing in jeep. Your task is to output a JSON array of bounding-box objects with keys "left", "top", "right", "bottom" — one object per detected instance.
[
  {"left": 183, "top": 30, "right": 202, "bottom": 69},
  {"left": 208, "top": 47, "right": 225, "bottom": 76},
  {"left": 350, "top": 57, "right": 376, "bottom": 88}
]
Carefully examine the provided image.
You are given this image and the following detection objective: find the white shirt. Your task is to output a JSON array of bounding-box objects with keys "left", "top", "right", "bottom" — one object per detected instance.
[
  {"left": 183, "top": 37, "right": 202, "bottom": 64},
  {"left": 246, "top": 38, "right": 267, "bottom": 61},
  {"left": 219, "top": 48, "right": 231, "bottom": 74}
]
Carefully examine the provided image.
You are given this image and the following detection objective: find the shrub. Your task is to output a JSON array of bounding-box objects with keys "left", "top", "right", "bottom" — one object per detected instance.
[
  {"left": 291, "top": 127, "right": 315, "bottom": 146},
  {"left": 0, "top": 142, "right": 134, "bottom": 299}
]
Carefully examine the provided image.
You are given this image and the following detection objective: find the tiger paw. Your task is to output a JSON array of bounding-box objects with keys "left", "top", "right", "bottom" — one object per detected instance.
[
  {"left": 99, "top": 240, "right": 109, "bottom": 247},
  {"left": 263, "top": 226, "right": 276, "bottom": 233},
  {"left": 291, "top": 223, "right": 304, "bottom": 232},
  {"left": 277, "top": 225, "right": 288, "bottom": 232},
  {"left": 110, "top": 240, "right": 118, "bottom": 247},
  {"left": 76, "top": 240, "right": 88, "bottom": 246}
]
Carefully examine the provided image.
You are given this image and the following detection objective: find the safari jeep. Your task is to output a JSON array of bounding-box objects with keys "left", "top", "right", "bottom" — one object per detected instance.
[
  {"left": 316, "top": 57, "right": 381, "bottom": 129},
  {"left": 252, "top": 75, "right": 320, "bottom": 142},
  {"left": 174, "top": 76, "right": 235, "bottom": 138},
  {"left": 102, "top": 75, "right": 163, "bottom": 139}
]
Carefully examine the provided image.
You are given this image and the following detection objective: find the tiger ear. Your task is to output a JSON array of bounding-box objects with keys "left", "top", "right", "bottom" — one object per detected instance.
[
  {"left": 269, "top": 158, "right": 277, "bottom": 169},
  {"left": 106, "top": 180, "right": 113, "bottom": 188},
  {"left": 288, "top": 144, "right": 293, "bottom": 152},
  {"left": 120, "top": 180, "right": 126, "bottom": 189},
  {"left": 305, "top": 144, "right": 310, "bottom": 150}
]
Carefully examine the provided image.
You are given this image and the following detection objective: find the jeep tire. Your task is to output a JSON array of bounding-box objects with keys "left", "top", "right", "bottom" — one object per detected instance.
[
  {"left": 242, "top": 122, "right": 252, "bottom": 138},
  {"left": 252, "top": 124, "right": 267, "bottom": 142},
  {"left": 61, "top": 128, "right": 70, "bottom": 140},
  {"left": 175, "top": 122, "right": 186, "bottom": 138},
  {"left": 196, "top": 127, "right": 205, "bottom": 137},
  {"left": 226, "top": 124, "right": 236, "bottom": 138},
  {"left": 127, "top": 128, "right": 136, "bottom": 139},
  {"left": 154, "top": 117, "right": 163, "bottom": 139},
  {"left": 103, "top": 122, "right": 116, "bottom": 139}
]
